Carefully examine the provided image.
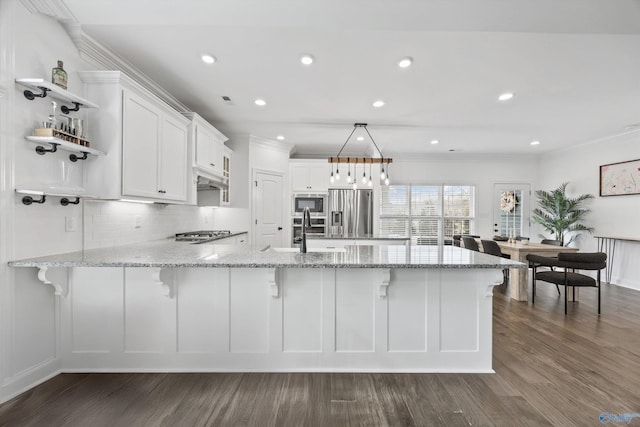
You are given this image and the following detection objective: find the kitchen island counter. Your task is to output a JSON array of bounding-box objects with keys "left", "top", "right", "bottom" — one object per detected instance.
[
  {"left": 9, "top": 238, "right": 523, "bottom": 270},
  {"left": 9, "top": 240, "right": 524, "bottom": 375}
]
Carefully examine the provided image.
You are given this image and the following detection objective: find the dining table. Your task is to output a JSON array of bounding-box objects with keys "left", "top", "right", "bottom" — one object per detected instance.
[{"left": 481, "top": 240, "right": 579, "bottom": 301}]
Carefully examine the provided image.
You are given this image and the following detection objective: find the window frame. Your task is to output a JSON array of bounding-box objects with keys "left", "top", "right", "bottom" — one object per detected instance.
[{"left": 379, "top": 183, "right": 476, "bottom": 245}]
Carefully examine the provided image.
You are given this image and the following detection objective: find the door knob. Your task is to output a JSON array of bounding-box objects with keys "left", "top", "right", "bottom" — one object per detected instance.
[{"left": 277, "top": 227, "right": 283, "bottom": 231}]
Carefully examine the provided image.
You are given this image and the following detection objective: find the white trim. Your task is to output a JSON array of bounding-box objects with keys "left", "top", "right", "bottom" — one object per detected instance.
[
  {"left": 20, "top": 0, "right": 76, "bottom": 22},
  {"left": 250, "top": 135, "right": 294, "bottom": 154},
  {"left": 63, "top": 24, "right": 190, "bottom": 114}
]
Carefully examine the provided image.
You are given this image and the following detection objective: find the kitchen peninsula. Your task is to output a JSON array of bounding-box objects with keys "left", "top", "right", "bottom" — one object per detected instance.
[{"left": 9, "top": 241, "right": 524, "bottom": 373}]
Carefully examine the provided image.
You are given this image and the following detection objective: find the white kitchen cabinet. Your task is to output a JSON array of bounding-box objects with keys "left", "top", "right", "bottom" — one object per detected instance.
[
  {"left": 214, "top": 233, "right": 247, "bottom": 245},
  {"left": 290, "top": 161, "right": 329, "bottom": 193},
  {"left": 186, "top": 113, "right": 227, "bottom": 179},
  {"left": 81, "top": 71, "right": 190, "bottom": 203}
]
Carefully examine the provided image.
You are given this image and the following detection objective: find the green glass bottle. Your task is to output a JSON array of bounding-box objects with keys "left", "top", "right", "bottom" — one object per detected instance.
[{"left": 51, "top": 60, "right": 68, "bottom": 90}]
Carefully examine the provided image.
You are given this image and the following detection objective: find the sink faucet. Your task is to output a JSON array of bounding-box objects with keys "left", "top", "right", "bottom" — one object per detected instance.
[{"left": 301, "top": 207, "right": 311, "bottom": 253}]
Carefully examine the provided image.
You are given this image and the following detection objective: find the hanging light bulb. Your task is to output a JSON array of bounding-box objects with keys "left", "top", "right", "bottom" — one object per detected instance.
[
  {"left": 380, "top": 158, "right": 386, "bottom": 180},
  {"left": 361, "top": 161, "right": 367, "bottom": 184},
  {"left": 347, "top": 158, "right": 352, "bottom": 183},
  {"left": 368, "top": 162, "right": 373, "bottom": 187},
  {"left": 336, "top": 163, "right": 340, "bottom": 181},
  {"left": 385, "top": 162, "right": 390, "bottom": 186},
  {"left": 352, "top": 181, "right": 357, "bottom": 190},
  {"left": 330, "top": 170, "right": 335, "bottom": 184}
]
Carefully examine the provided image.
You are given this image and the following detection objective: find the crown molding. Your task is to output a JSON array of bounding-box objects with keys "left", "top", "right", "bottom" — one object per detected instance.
[
  {"left": 250, "top": 135, "right": 294, "bottom": 154},
  {"left": 62, "top": 23, "right": 190, "bottom": 113},
  {"left": 20, "top": 0, "right": 76, "bottom": 22}
]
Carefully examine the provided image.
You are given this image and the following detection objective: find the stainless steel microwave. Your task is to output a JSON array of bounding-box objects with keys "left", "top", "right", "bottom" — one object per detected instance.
[{"left": 292, "top": 194, "right": 326, "bottom": 215}]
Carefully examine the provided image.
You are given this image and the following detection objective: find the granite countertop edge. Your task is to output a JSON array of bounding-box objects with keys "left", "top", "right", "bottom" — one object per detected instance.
[{"left": 8, "top": 238, "right": 526, "bottom": 269}]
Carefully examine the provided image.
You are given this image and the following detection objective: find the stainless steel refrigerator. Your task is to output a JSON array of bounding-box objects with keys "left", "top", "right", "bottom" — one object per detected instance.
[{"left": 328, "top": 189, "right": 373, "bottom": 237}]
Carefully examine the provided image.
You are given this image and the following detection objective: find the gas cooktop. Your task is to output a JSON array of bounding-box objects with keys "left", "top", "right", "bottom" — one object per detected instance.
[{"left": 175, "top": 230, "right": 232, "bottom": 243}]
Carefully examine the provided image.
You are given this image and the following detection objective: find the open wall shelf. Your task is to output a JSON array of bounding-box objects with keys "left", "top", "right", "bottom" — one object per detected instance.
[
  {"left": 15, "top": 189, "right": 96, "bottom": 206},
  {"left": 15, "top": 78, "right": 99, "bottom": 111}
]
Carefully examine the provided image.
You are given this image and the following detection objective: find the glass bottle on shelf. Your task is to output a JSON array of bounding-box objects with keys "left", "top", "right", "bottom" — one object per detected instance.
[{"left": 51, "top": 60, "right": 68, "bottom": 90}]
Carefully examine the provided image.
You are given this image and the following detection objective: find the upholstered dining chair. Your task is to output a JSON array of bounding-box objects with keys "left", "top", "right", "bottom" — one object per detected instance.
[
  {"left": 481, "top": 240, "right": 509, "bottom": 289},
  {"left": 461, "top": 236, "right": 480, "bottom": 251},
  {"left": 453, "top": 234, "right": 480, "bottom": 247},
  {"left": 526, "top": 252, "right": 607, "bottom": 314}
]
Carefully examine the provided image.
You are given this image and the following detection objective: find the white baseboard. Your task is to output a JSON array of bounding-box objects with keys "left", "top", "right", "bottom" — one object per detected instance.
[
  {"left": 0, "top": 358, "right": 61, "bottom": 405},
  {"left": 610, "top": 276, "right": 640, "bottom": 291}
]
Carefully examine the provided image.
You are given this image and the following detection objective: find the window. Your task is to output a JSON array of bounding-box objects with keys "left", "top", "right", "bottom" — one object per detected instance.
[{"left": 380, "top": 184, "right": 475, "bottom": 245}]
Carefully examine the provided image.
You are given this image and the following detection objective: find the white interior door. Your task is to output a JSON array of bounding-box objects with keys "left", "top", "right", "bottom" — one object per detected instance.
[
  {"left": 492, "top": 183, "right": 531, "bottom": 238},
  {"left": 253, "top": 170, "right": 285, "bottom": 248}
]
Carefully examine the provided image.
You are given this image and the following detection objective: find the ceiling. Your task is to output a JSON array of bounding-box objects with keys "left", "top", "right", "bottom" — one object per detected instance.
[{"left": 61, "top": 0, "right": 640, "bottom": 157}]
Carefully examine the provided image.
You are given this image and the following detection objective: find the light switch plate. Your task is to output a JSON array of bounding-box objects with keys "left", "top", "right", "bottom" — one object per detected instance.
[{"left": 65, "top": 216, "right": 77, "bottom": 232}]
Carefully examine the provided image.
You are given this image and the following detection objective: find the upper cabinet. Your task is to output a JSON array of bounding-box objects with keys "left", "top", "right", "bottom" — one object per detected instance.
[
  {"left": 185, "top": 113, "right": 228, "bottom": 180},
  {"left": 290, "top": 162, "right": 329, "bottom": 193},
  {"left": 80, "top": 71, "right": 189, "bottom": 203}
]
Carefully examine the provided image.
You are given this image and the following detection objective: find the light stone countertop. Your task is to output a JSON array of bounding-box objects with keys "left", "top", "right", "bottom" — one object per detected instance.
[
  {"left": 8, "top": 239, "right": 526, "bottom": 269},
  {"left": 309, "top": 234, "right": 410, "bottom": 241}
]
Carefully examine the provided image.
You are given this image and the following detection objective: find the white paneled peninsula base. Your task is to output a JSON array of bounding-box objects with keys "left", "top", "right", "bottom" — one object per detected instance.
[{"left": 10, "top": 241, "right": 525, "bottom": 373}]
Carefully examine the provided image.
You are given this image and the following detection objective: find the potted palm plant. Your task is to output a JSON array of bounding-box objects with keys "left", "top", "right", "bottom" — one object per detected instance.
[{"left": 532, "top": 182, "right": 594, "bottom": 246}]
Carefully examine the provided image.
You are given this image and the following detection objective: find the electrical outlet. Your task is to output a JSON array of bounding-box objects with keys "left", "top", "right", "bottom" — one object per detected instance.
[
  {"left": 135, "top": 215, "right": 142, "bottom": 229},
  {"left": 65, "top": 216, "right": 77, "bottom": 232}
]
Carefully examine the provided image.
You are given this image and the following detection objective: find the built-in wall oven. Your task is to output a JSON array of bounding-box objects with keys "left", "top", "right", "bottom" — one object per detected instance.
[{"left": 292, "top": 216, "right": 327, "bottom": 246}]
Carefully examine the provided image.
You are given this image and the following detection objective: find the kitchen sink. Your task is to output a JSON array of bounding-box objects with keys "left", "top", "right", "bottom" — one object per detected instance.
[{"left": 268, "top": 247, "right": 346, "bottom": 253}]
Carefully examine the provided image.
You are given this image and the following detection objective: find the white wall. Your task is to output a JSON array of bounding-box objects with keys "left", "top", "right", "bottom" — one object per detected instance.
[
  {"left": 389, "top": 154, "right": 540, "bottom": 238},
  {"left": 537, "top": 131, "right": 640, "bottom": 290}
]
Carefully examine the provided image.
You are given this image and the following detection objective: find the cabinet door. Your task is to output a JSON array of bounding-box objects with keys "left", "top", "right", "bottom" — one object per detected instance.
[
  {"left": 290, "top": 165, "right": 310, "bottom": 192},
  {"left": 307, "top": 164, "right": 329, "bottom": 192},
  {"left": 194, "top": 125, "right": 213, "bottom": 170},
  {"left": 159, "top": 115, "right": 188, "bottom": 201},
  {"left": 209, "top": 138, "right": 223, "bottom": 174},
  {"left": 122, "top": 91, "right": 161, "bottom": 198}
]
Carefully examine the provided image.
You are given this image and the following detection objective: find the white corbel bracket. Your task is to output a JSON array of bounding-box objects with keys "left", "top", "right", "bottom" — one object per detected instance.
[
  {"left": 268, "top": 268, "right": 279, "bottom": 298},
  {"left": 485, "top": 271, "right": 504, "bottom": 298},
  {"left": 37, "top": 266, "right": 67, "bottom": 297},
  {"left": 152, "top": 267, "right": 174, "bottom": 298},
  {"left": 379, "top": 269, "right": 391, "bottom": 299}
]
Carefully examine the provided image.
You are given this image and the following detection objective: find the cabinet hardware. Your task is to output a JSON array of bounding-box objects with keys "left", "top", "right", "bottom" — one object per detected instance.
[
  {"left": 35, "top": 143, "right": 58, "bottom": 155},
  {"left": 69, "top": 152, "right": 89, "bottom": 162},
  {"left": 158, "top": 190, "right": 167, "bottom": 194},
  {"left": 277, "top": 227, "right": 283, "bottom": 230},
  {"left": 23, "top": 87, "right": 49, "bottom": 100},
  {"left": 210, "top": 163, "right": 215, "bottom": 167},
  {"left": 22, "top": 195, "right": 46, "bottom": 205},
  {"left": 60, "top": 197, "right": 80, "bottom": 206}
]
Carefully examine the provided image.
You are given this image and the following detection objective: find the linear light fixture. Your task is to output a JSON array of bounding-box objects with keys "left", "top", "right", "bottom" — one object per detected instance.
[{"left": 328, "top": 123, "right": 392, "bottom": 186}]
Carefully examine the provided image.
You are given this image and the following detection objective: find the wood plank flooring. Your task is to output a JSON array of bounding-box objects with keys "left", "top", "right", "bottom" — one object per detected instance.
[{"left": 1, "top": 282, "right": 640, "bottom": 426}]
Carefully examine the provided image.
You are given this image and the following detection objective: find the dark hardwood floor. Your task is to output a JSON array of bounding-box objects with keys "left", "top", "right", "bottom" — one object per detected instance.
[{"left": 2, "top": 282, "right": 640, "bottom": 426}]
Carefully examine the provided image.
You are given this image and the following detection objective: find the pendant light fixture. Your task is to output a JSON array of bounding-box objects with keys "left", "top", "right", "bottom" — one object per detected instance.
[{"left": 328, "top": 123, "right": 392, "bottom": 185}]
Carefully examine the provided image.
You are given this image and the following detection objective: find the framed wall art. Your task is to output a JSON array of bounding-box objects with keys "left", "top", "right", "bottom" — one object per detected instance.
[{"left": 599, "top": 159, "right": 640, "bottom": 196}]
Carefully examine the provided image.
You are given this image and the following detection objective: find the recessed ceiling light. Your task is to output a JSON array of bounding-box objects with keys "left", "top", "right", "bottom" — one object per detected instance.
[
  {"left": 398, "top": 57, "right": 413, "bottom": 68},
  {"left": 357, "top": 136, "right": 364, "bottom": 141},
  {"left": 430, "top": 140, "right": 439, "bottom": 145},
  {"left": 372, "top": 100, "right": 385, "bottom": 108},
  {"left": 498, "top": 92, "right": 514, "bottom": 101},
  {"left": 276, "top": 135, "right": 285, "bottom": 140},
  {"left": 530, "top": 140, "right": 540, "bottom": 146},
  {"left": 254, "top": 99, "right": 266, "bottom": 106},
  {"left": 201, "top": 54, "right": 216, "bottom": 64},
  {"left": 300, "top": 54, "right": 314, "bottom": 65}
]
